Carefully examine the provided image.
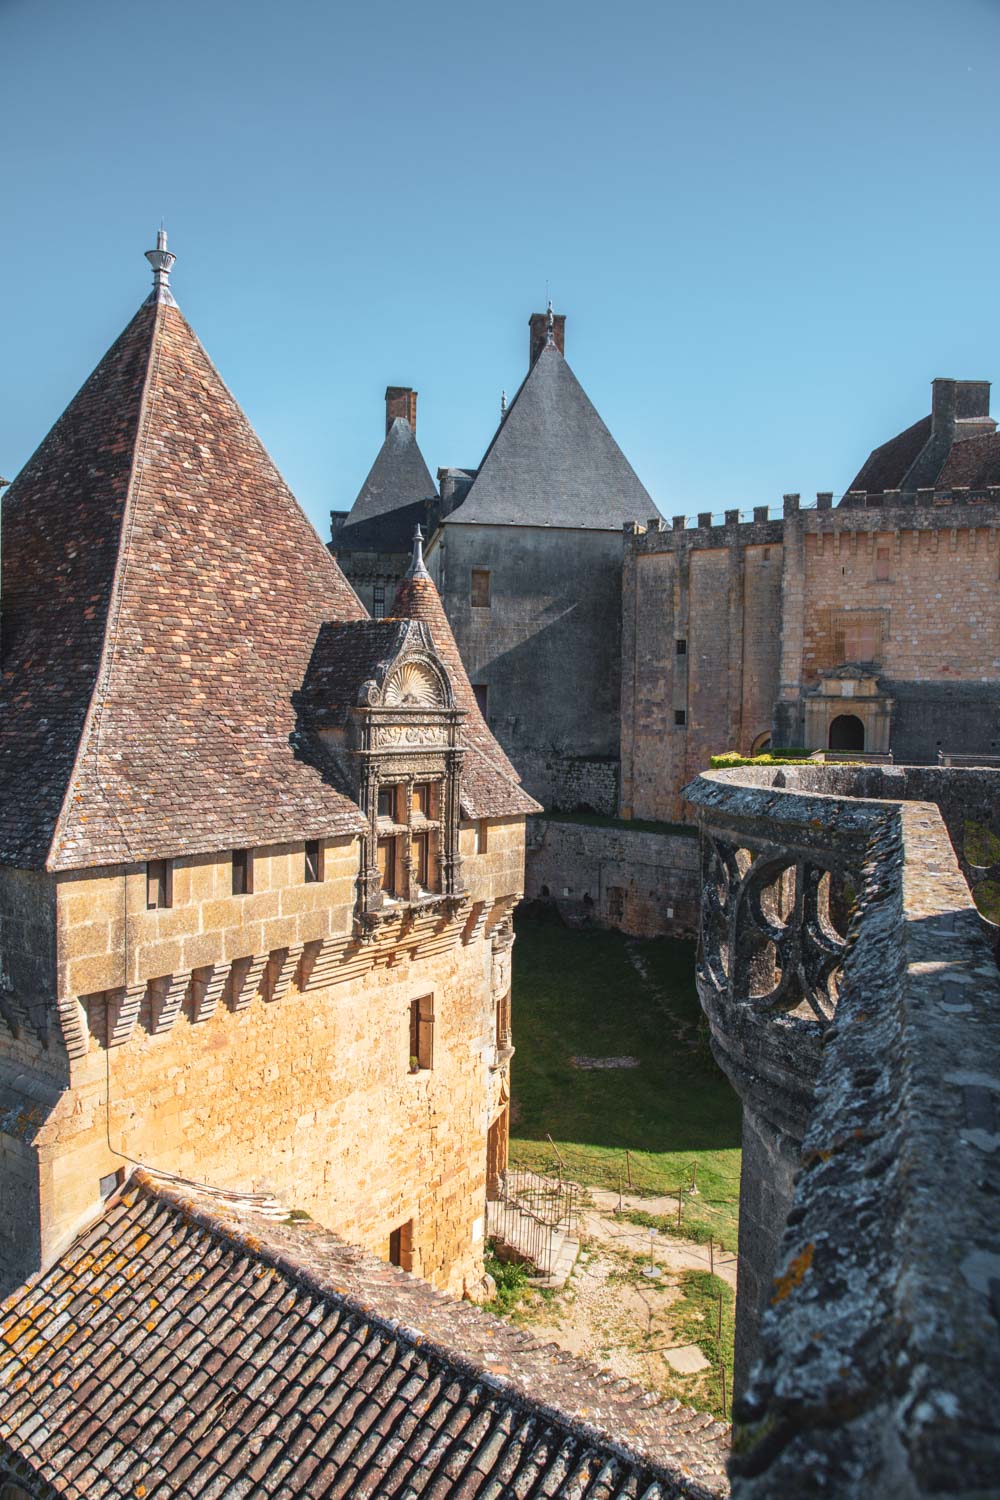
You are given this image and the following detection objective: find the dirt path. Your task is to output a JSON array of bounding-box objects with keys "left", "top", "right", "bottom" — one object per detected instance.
[{"left": 499, "top": 1182, "right": 737, "bottom": 1416}]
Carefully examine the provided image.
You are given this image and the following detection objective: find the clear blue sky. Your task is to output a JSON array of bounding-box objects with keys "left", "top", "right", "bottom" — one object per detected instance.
[{"left": 3, "top": 0, "right": 999, "bottom": 535}]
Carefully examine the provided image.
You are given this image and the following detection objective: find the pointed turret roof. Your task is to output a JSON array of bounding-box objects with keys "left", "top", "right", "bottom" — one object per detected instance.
[
  {"left": 338, "top": 417, "right": 438, "bottom": 551},
  {"left": 0, "top": 238, "right": 367, "bottom": 869},
  {"left": 391, "top": 534, "right": 541, "bottom": 820},
  {"left": 444, "top": 340, "right": 656, "bottom": 530}
]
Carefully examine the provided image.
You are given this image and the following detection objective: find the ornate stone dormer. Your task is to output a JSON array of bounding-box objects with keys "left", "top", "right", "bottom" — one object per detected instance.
[{"left": 300, "top": 613, "right": 466, "bottom": 934}]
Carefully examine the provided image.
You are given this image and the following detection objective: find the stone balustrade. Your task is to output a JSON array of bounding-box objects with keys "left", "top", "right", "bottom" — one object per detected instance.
[{"left": 684, "top": 763, "right": 1000, "bottom": 1496}]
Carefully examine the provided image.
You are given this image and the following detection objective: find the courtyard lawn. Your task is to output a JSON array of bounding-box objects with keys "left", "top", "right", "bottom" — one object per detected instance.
[{"left": 509, "top": 911, "right": 742, "bottom": 1248}]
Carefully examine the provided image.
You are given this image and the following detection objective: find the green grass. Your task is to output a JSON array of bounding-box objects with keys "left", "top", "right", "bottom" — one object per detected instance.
[
  {"left": 672, "top": 1269, "right": 736, "bottom": 1418},
  {"left": 483, "top": 1243, "right": 532, "bottom": 1315},
  {"left": 538, "top": 811, "right": 697, "bottom": 838},
  {"left": 510, "top": 911, "right": 741, "bottom": 1246},
  {"left": 616, "top": 1206, "right": 735, "bottom": 1255}
]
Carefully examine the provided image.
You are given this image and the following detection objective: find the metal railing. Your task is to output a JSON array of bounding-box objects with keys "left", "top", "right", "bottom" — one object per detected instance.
[{"left": 486, "top": 1164, "right": 578, "bottom": 1278}]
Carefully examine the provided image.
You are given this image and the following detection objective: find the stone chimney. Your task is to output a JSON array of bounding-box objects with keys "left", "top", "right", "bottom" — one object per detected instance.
[
  {"left": 385, "top": 386, "right": 417, "bottom": 436},
  {"left": 529, "top": 311, "right": 566, "bottom": 365},
  {"left": 931, "top": 378, "right": 994, "bottom": 439}
]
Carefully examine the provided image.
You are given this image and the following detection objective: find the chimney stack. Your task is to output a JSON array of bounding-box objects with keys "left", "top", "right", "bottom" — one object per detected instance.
[
  {"left": 385, "top": 386, "right": 417, "bottom": 436},
  {"left": 529, "top": 311, "right": 566, "bottom": 366}
]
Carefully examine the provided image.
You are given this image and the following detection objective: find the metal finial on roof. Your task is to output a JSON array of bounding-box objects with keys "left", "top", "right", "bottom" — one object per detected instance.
[
  {"left": 545, "top": 299, "right": 555, "bottom": 348},
  {"left": 500, "top": 389, "right": 507, "bottom": 417},
  {"left": 406, "top": 524, "right": 431, "bottom": 581},
  {"left": 145, "top": 226, "right": 177, "bottom": 306}
]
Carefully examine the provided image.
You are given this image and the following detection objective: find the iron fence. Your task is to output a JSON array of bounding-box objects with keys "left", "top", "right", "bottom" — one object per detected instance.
[{"left": 486, "top": 1163, "right": 577, "bottom": 1278}]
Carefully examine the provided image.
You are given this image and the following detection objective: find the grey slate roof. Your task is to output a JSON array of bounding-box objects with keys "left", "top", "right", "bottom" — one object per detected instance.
[
  {"left": 444, "top": 345, "right": 657, "bottom": 530},
  {"left": 0, "top": 1173, "right": 730, "bottom": 1499},
  {"left": 340, "top": 418, "right": 439, "bottom": 551}
]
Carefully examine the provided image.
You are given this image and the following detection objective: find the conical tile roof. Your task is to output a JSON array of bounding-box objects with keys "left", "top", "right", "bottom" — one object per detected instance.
[
  {"left": 444, "top": 342, "right": 656, "bottom": 530},
  {"left": 0, "top": 281, "right": 367, "bottom": 869},
  {"left": 391, "top": 542, "right": 540, "bottom": 820},
  {"left": 339, "top": 417, "right": 438, "bottom": 551}
]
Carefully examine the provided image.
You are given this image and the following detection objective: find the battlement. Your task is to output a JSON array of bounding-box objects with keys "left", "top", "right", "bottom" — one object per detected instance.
[{"left": 625, "top": 485, "right": 1000, "bottom": 554}]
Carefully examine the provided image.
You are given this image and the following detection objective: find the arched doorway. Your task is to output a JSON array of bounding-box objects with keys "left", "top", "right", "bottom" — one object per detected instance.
[{"left": 829, "top": 714, "right": 865, "bottom": 751}]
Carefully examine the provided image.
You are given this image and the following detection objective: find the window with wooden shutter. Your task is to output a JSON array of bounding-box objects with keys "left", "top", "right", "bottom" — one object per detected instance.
[
  {"left": 378, "top": 837, "right": 397, "bottom": 896},
  {"left": 409, "top": 994, "right": 434, "bottom": 1070}
]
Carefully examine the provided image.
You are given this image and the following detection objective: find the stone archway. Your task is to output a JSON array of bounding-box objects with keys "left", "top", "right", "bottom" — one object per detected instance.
[{"left": 829, "top": 713, "right": 865, "bottom": 751}]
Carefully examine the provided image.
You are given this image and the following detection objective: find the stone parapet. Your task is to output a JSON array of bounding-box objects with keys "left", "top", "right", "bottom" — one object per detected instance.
[{"left": 684, "top": 764, "right": 1000, "bottom": 1495}]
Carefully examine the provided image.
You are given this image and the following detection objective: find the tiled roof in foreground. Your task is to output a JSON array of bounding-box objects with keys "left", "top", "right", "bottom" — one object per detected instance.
[{"left": 0, "top": 1174, "right": 729, "bottom": 1499}]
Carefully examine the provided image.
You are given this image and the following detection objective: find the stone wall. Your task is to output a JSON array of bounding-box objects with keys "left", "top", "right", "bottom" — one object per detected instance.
[
  {"left": 0, "top": 821, "right": 525, "bottom": 1299},
  {"left": 620, "top": 513, "right": 786, "bottom": 825},
  {"left": 686, "top": 762, "right": 1000, "bottom": 1495},
  {"left": 429, "top": 524, "right": 626, "bottom": 811},
  {"left": 525, "top": 815, "right": 699, "bottom": 937},
  {"left": 775, "top": 492, "right": 1000, "bottom": 756}
]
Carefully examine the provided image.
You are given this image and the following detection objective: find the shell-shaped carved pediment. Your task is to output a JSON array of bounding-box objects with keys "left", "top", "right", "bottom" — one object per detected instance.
[{"left": 383, "top": 657, "right": 448, "bottom": 709}]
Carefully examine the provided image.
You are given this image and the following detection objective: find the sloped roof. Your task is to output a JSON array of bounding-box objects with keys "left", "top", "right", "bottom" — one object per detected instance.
[
  {"left": 338, "top": 417, "right": 438, "bottom": 551},
  {"left": 444, "top": 344, "right": 656, "bottom": 530},
  {"left": 844, "top": 410, "right": 1000, "bottom": 498},
  {"left": 298, "top": 618, "right": 447, "bottom": 728},
  {"left": 0, "top": 1173, "right": 729, "bottom": 1499},
  {"left": 0, "top": 287, "right": 368, "bottom": 870},
  {"left": 936, "top": 429, "right": 1000, "bottom": 489},
  {"left": 844, "top": 414, "right": 932, "bottom": 497},
  {"left": 391, "top": 554, "right": 541, "bottom": 820}
]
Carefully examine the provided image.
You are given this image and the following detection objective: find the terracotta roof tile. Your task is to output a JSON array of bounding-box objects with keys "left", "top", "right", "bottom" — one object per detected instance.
[
  {"left": 1, "top": 295, "right": 369, "bottom": 869},
  {"left": 0, "top": 1174, "right": 729, "bottom": 1498}
]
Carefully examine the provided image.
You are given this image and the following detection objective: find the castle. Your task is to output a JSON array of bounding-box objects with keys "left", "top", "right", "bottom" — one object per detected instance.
[
  {"left": 333, "top": 312, "right": 1000, "bottom": 940},
  {"left": 0, "top": 244, "right": 996, "bottom": 1498}
]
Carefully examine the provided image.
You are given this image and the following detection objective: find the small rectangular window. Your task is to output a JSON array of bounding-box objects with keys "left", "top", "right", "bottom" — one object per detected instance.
[
  {"left": 495, "top": 988, "right": 511, "bottom": 1049},
  {"left": 475, "top": 818, "right": 489, "bottom": 855},
  {"left": 372, "top": 583, "right": 386, "bottom": 619},
  {"left": 675, "top": 639, "right": 687, "bottom": 656},
  {"left": 377, "top": 785, "right": 396, "bottom": 821},
  {"left": 473, "top": 683, "right": 488, "bottom": 718},
  {"left": 674, "top": 709, "right": 687, "bottom": 727},
  {"left": 388, "top": 1219, "right": 414, "bottom": 1270},
  {"left": 409, "top": 994, "right": 434, "bottom": 1070},
  {"left": 875, "top": 546, "right": 890, "bottom": 582},
  {"left": 232, "top": 848, "right": 253, "bottom": 896},
  {"left": 304, "top": 839, "right": 323, "bottom": 883},
  {"left": 471, "top": 569, "right": 491, "bottom": 608},
  {"left": 146, "top": 859, "right": 172, "bottom": 910},
  {"left": 412, "top": 782, "right": 431, "bottom": 818},
  {"left": 412, "top": 831, "right": 430, "bottom": 890},
  {"left": 378, "top": 836, "right": 397, "bottom": 896}
]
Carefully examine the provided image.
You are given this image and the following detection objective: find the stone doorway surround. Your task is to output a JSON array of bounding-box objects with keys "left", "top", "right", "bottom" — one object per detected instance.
[{"left": 802, "top": 667, "right": 893, "bottom": 753}]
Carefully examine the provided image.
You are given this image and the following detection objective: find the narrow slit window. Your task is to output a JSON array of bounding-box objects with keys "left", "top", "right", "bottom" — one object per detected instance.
[
  {"left": 471, "top": 568, "right": 491, "bottom": 608},
  {"left": 232, "top": 848, "right": 253, "bottom": 896},
  {"left": 146, "top": 859, "right": 172, "bottom": 910},
  {"left": 475, "top": 818, "right": 489, "bottom": 855},
  {"left": 409, "top": 994, "right": 434, "bottom": 1070},
  {"left": 675, "top": 638, "right": 687, "bottom": 656},
  {"left": 372, "top": 582, "right": 386, "bottom": 619},
  {"left": 875, "top": 546, "right": 891, "bottom": 581},
  {"left": 304, "top": 839, "right": 323, "bottom": 883},
  {"left": 674, "top": 709, "right": 687, "bottom": 727}
]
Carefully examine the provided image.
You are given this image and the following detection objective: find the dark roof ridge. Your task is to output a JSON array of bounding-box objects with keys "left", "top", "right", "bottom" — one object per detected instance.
[{"left": 130, "top": 1171, "right": 725, "bottom": 1492}]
